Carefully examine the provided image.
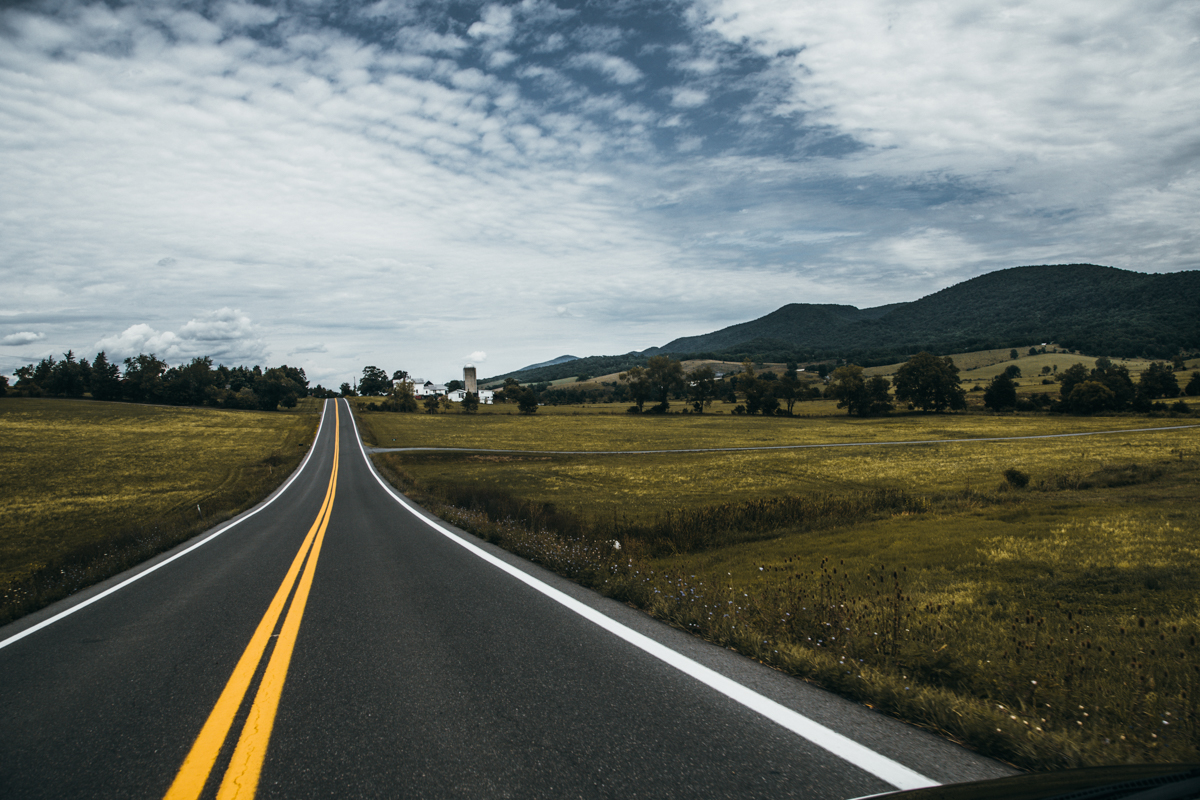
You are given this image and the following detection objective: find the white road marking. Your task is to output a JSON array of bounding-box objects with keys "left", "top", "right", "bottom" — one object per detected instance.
[
  {"left": 0, "top": 402, "right": 333, "bottom": 652},
  {"left": 348, "top": 399, "right": 939, "bottom": 792}
]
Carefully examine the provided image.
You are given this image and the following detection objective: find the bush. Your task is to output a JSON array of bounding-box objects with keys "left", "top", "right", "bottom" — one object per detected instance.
[{"left": 1003, "top": 468, "right": 1030, "bottom": 489}]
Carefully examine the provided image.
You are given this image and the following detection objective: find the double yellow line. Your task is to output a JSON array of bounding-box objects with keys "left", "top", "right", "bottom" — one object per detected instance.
[{"left": 165, "top": 402, "right": 340, "bottom": 800}]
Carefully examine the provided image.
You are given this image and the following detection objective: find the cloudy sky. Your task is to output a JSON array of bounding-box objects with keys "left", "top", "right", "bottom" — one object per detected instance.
[{"left": 2, "top": 0, "right": 1197, "bottom": 386}]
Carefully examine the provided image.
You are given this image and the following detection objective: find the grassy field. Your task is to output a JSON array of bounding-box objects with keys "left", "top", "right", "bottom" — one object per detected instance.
[
  {"left": 362, "top": 407, "right": 1200, "bottom": 770},
  {"left": 0, "top": 397, "right": 319, "bottom": 624}
]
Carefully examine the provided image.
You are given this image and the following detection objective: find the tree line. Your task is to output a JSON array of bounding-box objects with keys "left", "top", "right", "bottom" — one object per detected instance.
[{"left": 2, "top": 350, "right": 318, "bottom": 411}]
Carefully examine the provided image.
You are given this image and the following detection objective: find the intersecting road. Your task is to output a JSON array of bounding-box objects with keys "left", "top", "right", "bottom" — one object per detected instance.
[{"left": 0, "top": 399, "right": 1014, "bottom": 798}]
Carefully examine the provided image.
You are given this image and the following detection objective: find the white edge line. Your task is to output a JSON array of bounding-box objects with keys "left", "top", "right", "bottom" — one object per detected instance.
[
  {"left": 0, "top": 401, "right": 333, "bottom": 652},
  {"left": 347, "top": 399, "right": 939, "bottom": 792}
]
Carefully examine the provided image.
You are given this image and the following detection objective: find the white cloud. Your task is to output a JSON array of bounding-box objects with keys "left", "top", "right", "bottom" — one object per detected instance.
[
  {"left": 468, "top": 5, "right": 515, "bottom": 45},
  {"left": 2, "top": 331, "right": 44, "bottom": 346},
  {"left": 568, "top": 52, "right": 644, "bottom": 85},
  {"left": 466, "top": 350, "right": 487, "bottom": 363},
  {"left": 95, "top": 309, "right": 267, "bottom": 365},
  {"left": 671, "top": 87, "right": 709, "bottom": 108}
]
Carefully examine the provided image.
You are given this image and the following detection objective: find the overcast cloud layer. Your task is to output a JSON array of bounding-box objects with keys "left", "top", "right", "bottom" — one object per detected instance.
[{"left": 2, "top": 0, "right": 1197, "bottom": 385}]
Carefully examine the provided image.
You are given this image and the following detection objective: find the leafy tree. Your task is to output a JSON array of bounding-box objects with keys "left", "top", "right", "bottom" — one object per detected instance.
[
  {"left": 163, "top": 356, "right": 216, "bottom": 406},
  {"left": 983, "top": 372, "right": 1017, "bottom": 410},
  {"left": 618, "top": 365, "right": 652, "bottom": 412},
  {"left": 645, "top": 356, "right": 684, "bottom": 412},
  {"left": 1067, "top": 380, "right": 1116, "bottom": 415},
  {"left": 257, "top": 366, "right": 304, "bottom": 410},
  {"left": 391, "top": 369, "right": 409, "bottom": 383},
  {"left": 1186, "top": 372, "right": 1200, "bottom": 397},
  {"left": 386, "top": 379, "right": 419, "bottom": 412},
  {"left": 1057, "top": 363, "right": 1091, "bottom": 401},
  {"left": 1003, "top": 365, "right": 1022, "bottom": 379},
  {"left": 776, "top": 371, "right": 800, "bottom": 414},
  {"left": 687, "top": 365, "right": 716, "bottom": 412},
  {"left": 446, "top": 379, "right": 464, "bottom": 393},
  {"left": 339, "top": 382, "right": 356, "bottom": 397},
  {"left": 892, "top": 351, "right": 966, "bottom": 412},
  {"left": 1028, "top": 347, "right": 1039, "bottom": 356},
  {"left": 517, "top": 388, "right": 539, "bottom": 415},
  {"left": 0, "top": 374, "right": 7, "bottom": 397},
  {"left": 1010, "top": 349, "right": 1019, "bottom": 360},
  {"left": 122, "top": 354, "right": 167, "bottom": 403},
  {"left": 13, "top": 364, "right": 40, "bottom": 396},
  {"left": 90, "top": 351, "right": 122, "bottom": 401},
  {"left": 1138, "top": 362, "right": 1180, "bottom": 399},
  {"left": 461, "top": 391, "right": 479, "bottom": 413},
  {"left": 359, "top": 366, "right": 391, "bottom": 396},
  {"left": 830, "top": 365, "right": 893, "bottom": 416},
  {"left": 423, "top": 394, "right": 440, "bottom": 414}
]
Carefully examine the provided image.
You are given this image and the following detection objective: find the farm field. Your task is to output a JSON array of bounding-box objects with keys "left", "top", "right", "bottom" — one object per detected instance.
[
  {"left": 356, "top": 400, "right": 1192, "bottom": 454},
  {"left": 0, "top": 397, "right": 319, "bottom": 623},
  {"left": 364, "top": 407, "right": 1200, "bottom": 770}
]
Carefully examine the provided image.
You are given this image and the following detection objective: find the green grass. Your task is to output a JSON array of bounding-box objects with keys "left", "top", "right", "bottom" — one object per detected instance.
[
  {"left": 367, "top": 407, "right": 1200, "bottom": 770},
  {"left": 0, "top": 397, "right": 319, "bottom": 623}
]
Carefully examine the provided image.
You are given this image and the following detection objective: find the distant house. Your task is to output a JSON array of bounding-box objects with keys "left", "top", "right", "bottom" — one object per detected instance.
[
  {"left": 411, "top": 380, "right": 446, "bottom": 398},
  {"left": 448, "top": 388, "right": 494, "bottom": 404}
]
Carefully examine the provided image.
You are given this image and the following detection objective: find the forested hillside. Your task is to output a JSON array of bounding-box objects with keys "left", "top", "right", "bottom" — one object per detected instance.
[{"left": 489, "top": 265, "right": 1199, "bottom": 383}]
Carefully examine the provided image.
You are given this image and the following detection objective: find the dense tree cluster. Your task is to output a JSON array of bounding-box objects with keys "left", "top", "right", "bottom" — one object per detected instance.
[
  {"left": 1052, "top": 358, "right": 1183, "bottom": 414},
  {"left": 8, "top": 351, "right": 311, "bottom": 411}
]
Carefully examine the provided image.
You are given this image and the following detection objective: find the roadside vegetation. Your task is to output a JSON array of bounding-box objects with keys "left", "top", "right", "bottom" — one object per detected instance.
[
  {"left": 0, "top": 398, "right": 319, "bottom": 625},
  {"left": 357, "top": 375, "right": 1200, "bottom": 771}
]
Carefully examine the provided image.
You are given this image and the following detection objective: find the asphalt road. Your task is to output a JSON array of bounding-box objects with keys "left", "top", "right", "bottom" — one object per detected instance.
[{"left": 0, "top": 399, "right": 1015, "bottom": 799}]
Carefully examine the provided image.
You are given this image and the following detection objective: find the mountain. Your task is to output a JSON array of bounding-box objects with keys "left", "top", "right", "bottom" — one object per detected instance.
[
  {"left": 514, "top": 354, "right": 579, "bottom": 373},
  {"left": 485, "top": 265, "right": 1200, "bottom": 383},
  {"left": 655, "top": 264, "right": 1199, "bottom": 361}
]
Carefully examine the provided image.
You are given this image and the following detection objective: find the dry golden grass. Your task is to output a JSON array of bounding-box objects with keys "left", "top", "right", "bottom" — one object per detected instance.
[
  {"left": 370, "top": 405, "right": 1200, "bottom": 769},
  {"left": 0, "top": 398, "right": 318, "bottom": 620}
]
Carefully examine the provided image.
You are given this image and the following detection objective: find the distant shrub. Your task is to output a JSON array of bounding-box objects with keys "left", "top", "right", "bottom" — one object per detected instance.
[{"left": 1003, "top": 468, "right": 1030, "bottom": 488}]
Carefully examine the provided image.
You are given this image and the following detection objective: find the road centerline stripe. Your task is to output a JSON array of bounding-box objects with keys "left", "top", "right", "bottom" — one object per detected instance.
[{"left": 164, "top": 403, "right": 340, "bottom": 800}]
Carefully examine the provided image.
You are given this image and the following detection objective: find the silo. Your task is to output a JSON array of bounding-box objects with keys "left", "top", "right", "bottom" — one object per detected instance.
[{"left": 464, "top": 365, "right": 477, "bottom": 394}]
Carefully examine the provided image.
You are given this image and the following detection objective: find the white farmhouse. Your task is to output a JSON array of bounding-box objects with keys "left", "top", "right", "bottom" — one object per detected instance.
[{"left": 447, "top": 388, "right": 495, "bottom": 404}]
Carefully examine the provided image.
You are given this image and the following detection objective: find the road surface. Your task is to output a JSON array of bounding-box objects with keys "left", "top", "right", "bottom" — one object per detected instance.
[{"left": 0, "top": 399, "right": 1014, "bottom": 798}]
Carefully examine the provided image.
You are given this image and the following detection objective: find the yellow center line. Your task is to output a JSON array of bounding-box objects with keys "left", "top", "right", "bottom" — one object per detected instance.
[{"left": 165, "top": 401, "right": 340, "bottom": 800}]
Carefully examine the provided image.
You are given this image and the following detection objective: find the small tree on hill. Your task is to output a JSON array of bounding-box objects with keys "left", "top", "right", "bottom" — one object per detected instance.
[
  {"left": 461, "top": 391, "right": 479, "bottom": 413},
  {"left": 1138, "top": 362, "right": 1180, "bottom": 399},
  {"left": 1067, "top": 380, "right": 1115, "bottom": 415},
  {"left": 517, "top": 388, "right": 539, "bottom": 415},
  {"left": 359, "top": 366, "right": 391, "bottom": 396},
  {"left": 892, "top": 351, "right": 966, "bottom": 412},
  {"left": 618, "top": 366, "right": 652, "bottom": 412},
  {"left": 830, "top": 365, "right": 893, "bottom": 417},
  {"left": 687, "top": 365, "right": 716, "bottom": 412},
  {"left": 1186, "top": 372, "right": 1200, "bottom": 397},
  {"left": 983, "top": 373, "right": 1017, "bottom": 410},
  {"left": 646, "top": 356, "right": 684, "bottom": 413}
]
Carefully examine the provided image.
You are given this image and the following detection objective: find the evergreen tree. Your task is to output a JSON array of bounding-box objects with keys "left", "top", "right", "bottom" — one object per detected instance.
[{"left": 90, "top": 351, "right": 122, "bottom": 401}]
